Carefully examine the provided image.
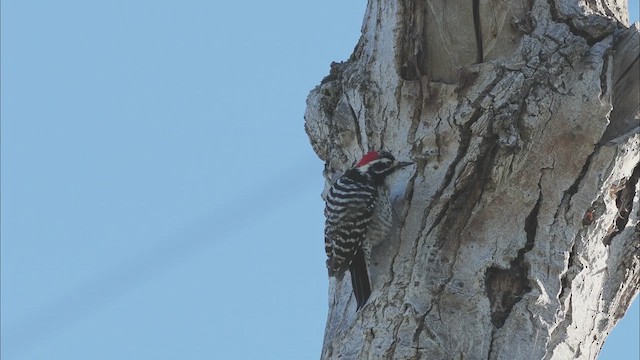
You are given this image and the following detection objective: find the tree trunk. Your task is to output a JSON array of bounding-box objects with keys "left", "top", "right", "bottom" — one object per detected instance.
[{"left": 304, "top": 0, "right": 639, "bottom": 359}]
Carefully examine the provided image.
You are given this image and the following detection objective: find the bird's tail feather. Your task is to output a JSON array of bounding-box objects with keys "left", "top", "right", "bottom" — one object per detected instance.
[{"left": 349, "top": 250, "right": 371, "bottom": 310}]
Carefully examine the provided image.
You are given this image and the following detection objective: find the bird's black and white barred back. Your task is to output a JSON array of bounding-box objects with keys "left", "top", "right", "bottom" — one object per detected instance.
[
  {"left": 324, "top": 173, "right": 377, "bottom": 277},
  {"left": 323, "top": 151, "right": 413, "bottom": 310}
]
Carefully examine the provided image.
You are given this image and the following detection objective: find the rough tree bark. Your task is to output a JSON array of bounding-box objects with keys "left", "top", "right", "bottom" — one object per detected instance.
[{"left": 305, "top": 0, "right": 639, "bottom": 359}]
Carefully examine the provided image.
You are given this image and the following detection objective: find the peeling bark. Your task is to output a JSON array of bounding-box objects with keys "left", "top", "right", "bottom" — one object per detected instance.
[{"left": 305, "top": 1, "right": 639, "bottom": 359}]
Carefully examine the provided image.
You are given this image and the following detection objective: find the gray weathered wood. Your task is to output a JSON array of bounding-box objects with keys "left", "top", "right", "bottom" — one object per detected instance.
[{"left": 305, "top": 1, "right": 639, "bottom": 359}]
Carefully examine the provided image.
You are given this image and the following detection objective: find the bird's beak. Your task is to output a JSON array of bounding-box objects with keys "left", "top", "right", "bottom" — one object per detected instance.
[{"left": 395, "top": 161, "right": 414, "bottom": 169}]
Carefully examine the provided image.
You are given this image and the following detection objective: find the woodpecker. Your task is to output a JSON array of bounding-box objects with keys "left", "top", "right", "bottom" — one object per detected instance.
[{"left": 324, "top": 150, "right": 413, "bottom": 310}]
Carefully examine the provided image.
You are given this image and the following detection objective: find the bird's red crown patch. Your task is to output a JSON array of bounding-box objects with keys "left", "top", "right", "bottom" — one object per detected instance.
[{"left": 356, "top": 151, "right": 380, "bottom": 167}]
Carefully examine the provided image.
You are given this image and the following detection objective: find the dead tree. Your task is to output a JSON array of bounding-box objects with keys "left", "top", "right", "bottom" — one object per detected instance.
[{"left": 305, "top": 0, "right": 639, "bottom": 359}]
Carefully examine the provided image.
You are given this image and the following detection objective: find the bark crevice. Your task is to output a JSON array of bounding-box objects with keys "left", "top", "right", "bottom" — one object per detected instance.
[
  {"left": 603, "top": 162, "right": 640, "bottom": 245},
  {"left": 426, "top": 69, "right": 505, "bottom": 238},
  {"left": 599, "top": 46, "right": 611, "bottom": 98},
  {"left": 562, "top": 148, "right": 598, "bottom": 217},
  {"left": 485, "top": 189, "right": 541, "bottom": 328},
  {"left": 559, "top": 240, "right": 579, "bottom": 300},
  {"left": 473, "top": 0, "right": 484, "bottom": 63}
]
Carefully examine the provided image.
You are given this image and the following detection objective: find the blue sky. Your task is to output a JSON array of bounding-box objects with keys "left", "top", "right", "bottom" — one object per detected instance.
[{"left": 1, "top": 1, "right": 638, "bottom": 359}]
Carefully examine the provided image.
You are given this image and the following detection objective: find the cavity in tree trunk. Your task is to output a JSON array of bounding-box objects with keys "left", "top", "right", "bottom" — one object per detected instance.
[{"left": 305, "top": 0, "right": 639, "bottom": 359}]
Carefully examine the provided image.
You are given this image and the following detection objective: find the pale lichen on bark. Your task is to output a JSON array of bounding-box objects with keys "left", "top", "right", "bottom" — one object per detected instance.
[{"left": 305, "top": 0, "right": 639, "bottom": 359}]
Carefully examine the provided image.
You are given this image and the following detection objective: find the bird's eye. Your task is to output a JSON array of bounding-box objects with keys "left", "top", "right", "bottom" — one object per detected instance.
[{"left": 373, "top": 162, "right": 388, "bottom": 171}]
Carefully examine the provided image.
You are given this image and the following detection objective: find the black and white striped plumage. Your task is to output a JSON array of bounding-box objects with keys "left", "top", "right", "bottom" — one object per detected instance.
[{"left": 324, "top": 151, "right": 412, "bottom": 310}]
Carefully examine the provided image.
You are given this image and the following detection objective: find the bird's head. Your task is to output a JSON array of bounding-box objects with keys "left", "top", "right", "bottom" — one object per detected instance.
[{"left": 354, "top": 151, "right": 413, "bottom": 180}]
